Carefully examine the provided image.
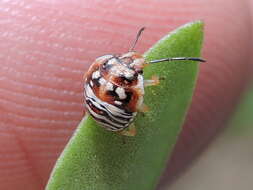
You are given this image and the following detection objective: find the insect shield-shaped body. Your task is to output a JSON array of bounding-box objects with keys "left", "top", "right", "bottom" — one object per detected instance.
[
  {"left": 83, "top": 28, "right": 205, "bottom": 136},
  {"left": 84, "top": 52, "right": 147, "bottom": 136}
]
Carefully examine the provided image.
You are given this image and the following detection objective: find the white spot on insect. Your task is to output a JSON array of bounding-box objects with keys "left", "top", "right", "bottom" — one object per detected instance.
[
  {"left": 85, "top": 84, "right": 132, "bottom": 120},
  {"left": 99, "top": 77, "right": 107, "bottom": 85},
  {"left": 120, "top": 52, "right": 135, "bottom": 59},
  {"left": 130, "top": 58, "right": 145, "bottom": 67},
  {"left": 135, "top": 74, "right": 144, "bottom": 109},
  {"left": 136, "top": 74, "right": 144, "bottom": 94},
  {"left": 92, "top": 71, "right": 100, "bottom": 79},
  {"left": 106, "top": 82, "right": 113, "bottom": 91},
  {"left": 95, "top": 55, "right": 114, "bottom": 62},
  {"left": 115, "top": 87, "right": 127, "bottom": 99},
  {"left": 114, "top": 101, "right": 122, "bottom": 105},
  {"left": 110, "top": 64, "right": 135, "bottom": 79},
  {"left": 107, "top": 58, "right": 117, "bottom": 65},
  {"left": 124, "top": 70, "right": 135, "bottom": 79},
  {"left": 110, "top": 65, "right": 124, "bottom": 76}
]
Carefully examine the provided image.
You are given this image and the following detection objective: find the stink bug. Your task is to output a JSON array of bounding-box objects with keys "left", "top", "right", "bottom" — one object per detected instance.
[{"left": 83, "top": 27, "right": 205, "bottom": 136}]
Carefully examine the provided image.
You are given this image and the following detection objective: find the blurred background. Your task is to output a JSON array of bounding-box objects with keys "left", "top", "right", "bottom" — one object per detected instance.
[
  {"left": 0, "top": 0, "right": 253, "bottom": 190},
  {"left": 167, "top": 86, "right": 253, "bottom": 190}
]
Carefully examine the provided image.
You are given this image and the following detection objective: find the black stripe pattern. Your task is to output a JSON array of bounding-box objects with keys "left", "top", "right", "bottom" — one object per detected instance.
[{"left": 84, "top": 83, "right": 136, "bottom": 131}]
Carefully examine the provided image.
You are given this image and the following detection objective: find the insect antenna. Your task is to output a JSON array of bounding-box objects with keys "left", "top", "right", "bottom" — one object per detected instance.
[
  {"left": 148, "top": 57, "right": 206, "bottom": 64},
  {"left": 129, "top": 27, "right": 145, "bottom": 51}
]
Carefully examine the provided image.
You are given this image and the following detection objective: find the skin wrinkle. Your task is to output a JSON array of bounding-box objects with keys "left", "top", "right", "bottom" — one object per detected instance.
[
  {"left": 9, "top": 125, "right": 73, "bottom": 136},
  {"left": 0, "top": 102, "right": 80, "bottom": 124},
  {"left": 7, "top": 114, "right": 78, "bottom": 128},
  {"left": 0, "top": 166, "right": 32, "bottom": 178},
  {"left": 0, "top": 0, "right": 252, "bottom": 190},
  {"left": 5, "top": 112, "right": 78, "bottom": 128},
  {"left": 0, "top": 123, "right": 42, "bottom": 189},
  {"left": 0, "top": 65, "right": 82, "bottom": 92},
  {"left": 0, "top": 98, "right": 80, "bottom": 119},
  {"left": 1, "top": 47, "right": 85, "bottom": 76},
  {"left": 0, "top": 130, "right": 67, "bottom": 144},
  {"left": 0, "top": 77, "right": 82, "bottom": 101},
  {"left": 0, "top": 88, "right": 81, "bottom": 111}
]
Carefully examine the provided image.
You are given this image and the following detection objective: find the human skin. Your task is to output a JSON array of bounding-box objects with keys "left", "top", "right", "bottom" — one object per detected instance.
[{"left": 0, "top": 0, "right": 252, "bottom": 190}]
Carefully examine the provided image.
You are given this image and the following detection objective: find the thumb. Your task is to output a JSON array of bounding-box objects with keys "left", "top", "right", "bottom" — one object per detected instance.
[{"left": 0, "top": 0, "right": 252, "bottom": 190}]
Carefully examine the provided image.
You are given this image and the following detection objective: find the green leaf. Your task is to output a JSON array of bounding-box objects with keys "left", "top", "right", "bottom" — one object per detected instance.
[
  {"left": 46, "top": 21, "right": 204, "bottom": 190},
  {"left": 225, "top": 85, "right": 253, "bottom": 137}
]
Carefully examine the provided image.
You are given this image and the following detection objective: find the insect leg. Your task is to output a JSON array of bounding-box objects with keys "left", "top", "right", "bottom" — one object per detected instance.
[
  {"left": 118, "top": 123, "right": 137, "bottom": 137},
  {"left": 144, "top": 75, "right": 160, "bottom": 87},
  {"left": 137, "top": 103, "right": 149, "bottom": 113}
]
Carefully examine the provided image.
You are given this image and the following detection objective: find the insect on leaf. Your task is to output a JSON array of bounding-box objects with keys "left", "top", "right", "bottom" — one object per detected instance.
[{"left": 46, "top": 21, "right": 204, "bottom": 190}]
